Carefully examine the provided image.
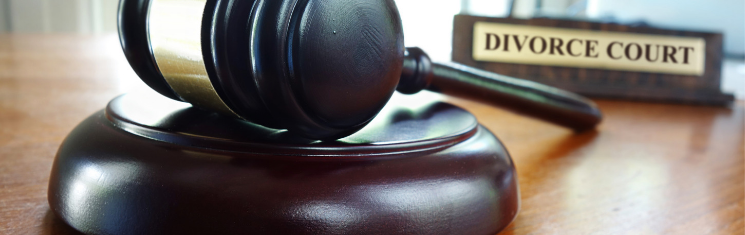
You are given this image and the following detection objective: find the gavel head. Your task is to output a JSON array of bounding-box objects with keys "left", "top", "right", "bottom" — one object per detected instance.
[{"left": 119, "top": 0, "right": 405, "bottom": 140}]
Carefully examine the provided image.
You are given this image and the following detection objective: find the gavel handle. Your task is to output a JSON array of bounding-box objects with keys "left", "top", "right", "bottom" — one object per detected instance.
[{"left": 399, "top": 47, "right": 602, "bottom": 131}]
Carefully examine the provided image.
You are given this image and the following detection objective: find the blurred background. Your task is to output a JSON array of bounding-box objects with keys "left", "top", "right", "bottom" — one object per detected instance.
[{"left": 0, "top": 0, "right": 742, "bottom": 98}]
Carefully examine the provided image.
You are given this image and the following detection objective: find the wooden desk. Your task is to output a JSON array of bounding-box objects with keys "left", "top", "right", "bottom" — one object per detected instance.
[{"left": 0, "top": 35, "right": 742, "bottom": 235}]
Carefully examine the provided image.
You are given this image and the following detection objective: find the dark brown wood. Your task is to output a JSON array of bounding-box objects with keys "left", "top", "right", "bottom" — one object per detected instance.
[
  {"left": 0, "top": 35, "right": 743, "bottom": 235},
  {"left": 119, "top": 0, "right": 406, "bottom": 140},
  {"left": 452, "top": 15, "right": 735, "bottom": 105},
  {"left": 122, "top": 0, "right": 602, "bottom": 139},
  {"left": 401, "top": 47, "right": 602, "bottom": 132},
  {"left": 47, "top": 94, "right": 519, "bottom": 235}
]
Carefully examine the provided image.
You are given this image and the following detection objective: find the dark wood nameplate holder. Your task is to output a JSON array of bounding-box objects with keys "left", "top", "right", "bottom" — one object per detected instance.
[
  {"left": 48, "top": 93, "right": 519, "bottom": 235},
  {"left": 453, "top": 15, "right": 734, "bottom": 105}
]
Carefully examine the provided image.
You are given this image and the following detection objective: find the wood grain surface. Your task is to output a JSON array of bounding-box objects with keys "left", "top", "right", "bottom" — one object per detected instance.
[{"left": 0, "top": 34, "right": 743, "bottom": 235}]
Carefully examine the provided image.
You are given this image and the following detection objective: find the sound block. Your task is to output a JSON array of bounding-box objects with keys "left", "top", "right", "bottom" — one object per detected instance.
[{"left": 48, "top": 93, "right": 519, "bottom": 235}]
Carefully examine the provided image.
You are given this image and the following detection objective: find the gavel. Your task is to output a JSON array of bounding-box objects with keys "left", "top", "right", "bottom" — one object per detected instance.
[{"left": 119, "top": 0, "right": 602, "bottom": 140}]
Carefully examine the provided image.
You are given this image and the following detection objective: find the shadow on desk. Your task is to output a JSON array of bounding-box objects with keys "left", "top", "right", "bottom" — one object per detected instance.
[
  {"left": 42, "top": 210, "right": 84, "bottom": 235},
  {"left": 543, "top": 130, "right": 599, "bottom": 160}
]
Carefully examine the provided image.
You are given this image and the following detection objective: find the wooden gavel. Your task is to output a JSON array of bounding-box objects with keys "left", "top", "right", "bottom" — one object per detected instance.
[{"left": 119, "top": 0, "right": 602, "bottom": 139}]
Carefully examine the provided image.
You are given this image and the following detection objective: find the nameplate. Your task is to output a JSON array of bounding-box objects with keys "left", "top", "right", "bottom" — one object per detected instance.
[
  {"left": 472, "top": 22, "right": 705, "bottom": 76},
  {"left": 453, "top": 16, "right": 732, "bottom": 105}
]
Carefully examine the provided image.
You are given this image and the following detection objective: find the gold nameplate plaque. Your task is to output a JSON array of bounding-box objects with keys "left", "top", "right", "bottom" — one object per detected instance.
[
  {"left": 452, "top": 15, "right": 733, "bottom": 105},
  {"left": 472, "top": 22, "right": 705, "bottom": 76}
]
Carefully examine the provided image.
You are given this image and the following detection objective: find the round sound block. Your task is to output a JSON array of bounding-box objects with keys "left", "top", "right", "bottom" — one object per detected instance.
[{"left": 48, "top": 93, "right": 519, "bottom": 235}]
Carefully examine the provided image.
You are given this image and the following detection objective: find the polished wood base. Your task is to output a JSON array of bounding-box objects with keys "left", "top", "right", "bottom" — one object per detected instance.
[{"left": 47, "top": 94, "right": 519, "bottom": 235}]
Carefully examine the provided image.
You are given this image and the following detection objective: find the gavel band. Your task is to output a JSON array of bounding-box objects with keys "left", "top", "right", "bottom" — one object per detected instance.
[{"left": 148, "top": 0, "right": 239, "bottom": 117}]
